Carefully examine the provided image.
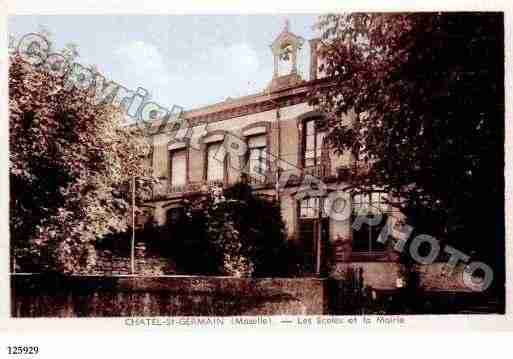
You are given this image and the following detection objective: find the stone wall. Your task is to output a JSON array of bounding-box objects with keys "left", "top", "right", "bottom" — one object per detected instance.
[
  {"left": 11, "top": 275, "right": 327, "bottom": 317},
  {"left": 416, "top": 263, "right": 470, "bottom": 291},
  {"left": 331, "top": 262, "right": 472, "bottom": 292},
  {"left": 86, "top": 245, "right": 472, "bottom": 292},
  {"left": 80, "top": 243, "right": 177, "bottom": 276},
  {"left": 331, "top": 262, "right": 402, "bottom": 290},
  {"left": 14, "top": 243, "right": 176, "bottom": 276}
]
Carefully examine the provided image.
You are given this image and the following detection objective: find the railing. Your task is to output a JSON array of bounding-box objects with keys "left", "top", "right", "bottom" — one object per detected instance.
[
  {"left": 303, "top": 164, "right": 330, "bottom": 178},
  {"left": 244, "top": 173, "right": 269, "bottom": 186},
  {"left": 204, "top": 180, "right": 224, "bottom": 189},
  {"left": 164, "top": 175, "right": 275, "bottom": 196},
  {"left": 165, "top": 180, "right": 223, "bottom": 195},
  {"left": 154, "top": 165, "right": 359, "bottom": 198},
  {"left": 353, "top": 161, "right": 372, "bottom": 175},
  {"left": 167, "top": 183, "right": 188, "bottom": 194}
]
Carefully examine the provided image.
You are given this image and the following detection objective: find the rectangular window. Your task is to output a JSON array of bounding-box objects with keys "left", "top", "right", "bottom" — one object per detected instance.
[
  {"left": 298, "top": 196, "right": 330, "bottom": 274},
  {"left": 352, "top": 192, "right": 388, "bottom": 253},
  {"left": 206, "top": 142, "right": 224, "bottom": 182},
  {"left": 300, "top": 197, "right": 318, "bottom": 218},
  {"left": 299, "top": 197, "right": 327, "bottom": 219},
  {"left": 247, "top": 135, "right": 266, "bottom": 182},
  {"left": 303, "top": 118, "right": 326, "bottom": 169},
  {"left": 169, "top": 149, "right": 186, "bottom": 187}
]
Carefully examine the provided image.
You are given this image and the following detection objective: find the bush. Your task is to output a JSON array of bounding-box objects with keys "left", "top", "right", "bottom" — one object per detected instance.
[
  {"left": 95, "top": 183, "right": 300, "bottom": 277},
  {"left": 168, "top": 183, "right": 293, "bottom": 277}
]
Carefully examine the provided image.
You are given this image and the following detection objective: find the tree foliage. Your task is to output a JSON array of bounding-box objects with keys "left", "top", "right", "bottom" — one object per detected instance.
[
  {"left": 152, "top": 183, "right": 293, "bottom": 277},
  {"left": 10, "top": 54, "right": 151, "bottom": 273},
  {"left": 311, "top": 13, "right": 504, "bottom": 263}
]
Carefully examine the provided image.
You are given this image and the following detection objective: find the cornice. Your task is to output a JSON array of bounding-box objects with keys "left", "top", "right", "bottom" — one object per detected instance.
[{"left": 129, "top": 78, "right": 332, "bottom": 136}]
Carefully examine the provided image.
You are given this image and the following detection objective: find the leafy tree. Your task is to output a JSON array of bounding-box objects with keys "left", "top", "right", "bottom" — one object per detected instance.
[
  {"left": 224, "top": 183, "right": 304, "bottom": 277},
  {"left": 311, "top": 14, "right": 504, "bottom": 285},
  {"left": 155, "top": 183, "right": 292, "bottom": 277},
  {"left": 10, "top": 53, "right": 151, "bottom": 273}
]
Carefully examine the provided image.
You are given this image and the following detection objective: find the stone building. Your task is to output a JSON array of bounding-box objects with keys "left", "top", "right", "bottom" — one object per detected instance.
[{"left": 136, "top": 23, "right": 466, "bottom": 290}]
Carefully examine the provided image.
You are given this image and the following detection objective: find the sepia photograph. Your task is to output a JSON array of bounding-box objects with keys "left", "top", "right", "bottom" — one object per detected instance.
[{"left": 6, "top": 11, "right": 506, "bottom": 319}]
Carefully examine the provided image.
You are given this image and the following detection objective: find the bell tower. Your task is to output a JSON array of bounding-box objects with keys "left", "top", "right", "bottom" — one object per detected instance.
[{"left": 268, "top": 20, "right": 305, "bottom": 92}]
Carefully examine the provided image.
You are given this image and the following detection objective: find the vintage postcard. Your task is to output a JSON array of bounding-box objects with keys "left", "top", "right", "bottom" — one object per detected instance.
[{"left": 1, "top": 1, "right": 512, "bottom": 345}]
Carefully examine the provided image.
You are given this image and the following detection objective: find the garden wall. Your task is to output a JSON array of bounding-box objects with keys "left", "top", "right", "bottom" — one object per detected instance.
[
  {"left": 11, "top": 274, "right": 327, "bottom": 317},
  {"left": 416, "top": 263, "right": 470, "bottom": 291},
  {"left": 15, "top": 242, "right": 178, "bottom": 276},
  {"left": 331, "top": 262, "right": 471, "bottom": 291},
  {"left": 82, "top": 246, "right": 177, "bottom": 276}
]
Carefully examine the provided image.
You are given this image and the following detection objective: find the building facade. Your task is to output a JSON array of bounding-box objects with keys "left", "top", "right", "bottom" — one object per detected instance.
[{"left": 137, "top": 23, "right": 464, "bottom": 290}]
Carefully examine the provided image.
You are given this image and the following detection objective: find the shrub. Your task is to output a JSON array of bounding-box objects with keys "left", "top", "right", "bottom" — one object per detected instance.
[
  {"left": 158, "top": 183, "right": 291, "bottom": 277},
  {"left": 97, "top": 183, "right": 299, "bottom": 277}
]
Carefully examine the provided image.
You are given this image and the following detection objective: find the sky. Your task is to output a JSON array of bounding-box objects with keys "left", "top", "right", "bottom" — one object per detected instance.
[{"left": 9, "top": 15, "right": 320, "bottom": 110}]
